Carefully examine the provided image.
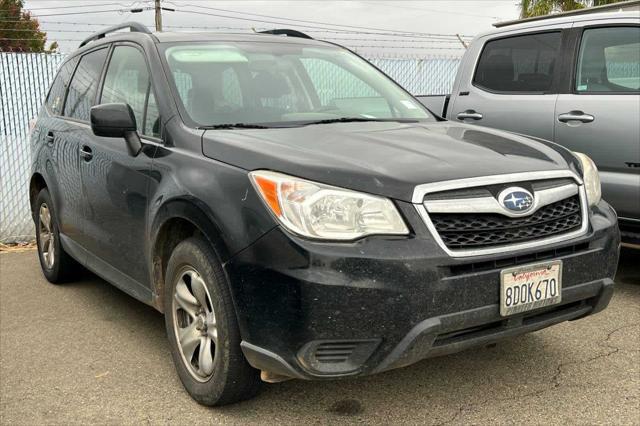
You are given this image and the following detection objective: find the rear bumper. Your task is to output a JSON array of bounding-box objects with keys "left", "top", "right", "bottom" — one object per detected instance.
[{"left": 226, "top": 200, "right": 620, "bottom": 380}]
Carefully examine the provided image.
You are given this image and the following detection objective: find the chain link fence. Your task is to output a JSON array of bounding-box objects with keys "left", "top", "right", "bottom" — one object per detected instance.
[
  {"left": 1, "top": 53, "right": 67, "bottom": 243},
  {"left": 0, "top": 52, "right": 461, "bottom": 243},
  {"left": 369, "top": 56, "right": 461, "bottom": 95}
]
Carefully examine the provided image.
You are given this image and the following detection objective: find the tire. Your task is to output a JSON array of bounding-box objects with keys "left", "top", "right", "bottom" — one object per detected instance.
[
  {"left": 34, "top": 188, "right": 80, "bottom": 284},
  {"left": 164, "top": 236, "right": 261, "bottom": 406}
]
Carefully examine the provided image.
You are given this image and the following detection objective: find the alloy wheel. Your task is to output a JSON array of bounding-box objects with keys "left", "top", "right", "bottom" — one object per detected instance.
[
  {"left": 38, "top": 203, "right": 55, "bottom": 269},
  {"left": 172, "top": 266, "right": 218, "bottom": 382}
]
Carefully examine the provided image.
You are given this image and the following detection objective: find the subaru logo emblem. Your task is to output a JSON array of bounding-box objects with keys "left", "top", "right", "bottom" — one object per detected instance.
[{"left": 498, "top": 187, "right": 534, "bottom": 214}]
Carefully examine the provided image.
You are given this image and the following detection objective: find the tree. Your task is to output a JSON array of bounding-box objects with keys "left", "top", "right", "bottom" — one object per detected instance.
[
  {"left": 0, "top": 0, "right": 57, "bottom": 52},
  {"left": 519, "top": 0, "right": 628, "bottom": 18}
]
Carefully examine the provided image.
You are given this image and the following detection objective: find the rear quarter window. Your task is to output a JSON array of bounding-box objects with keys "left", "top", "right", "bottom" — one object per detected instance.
[{"left": 474, "top": 32, "right": 562, "bottom": 93}]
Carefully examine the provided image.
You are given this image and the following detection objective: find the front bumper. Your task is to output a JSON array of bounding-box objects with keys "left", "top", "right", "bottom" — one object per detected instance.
[{"left": 225, "top": 200, "right": 620, "bottom": 380}]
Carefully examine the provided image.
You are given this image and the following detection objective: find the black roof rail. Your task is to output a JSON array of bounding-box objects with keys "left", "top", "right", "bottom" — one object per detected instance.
[
  {"left": 79, "top": 22, "right": 152, "bottom": 47},
  {"left": 258, "top": 29, "right": 313, "bottom": 39}
]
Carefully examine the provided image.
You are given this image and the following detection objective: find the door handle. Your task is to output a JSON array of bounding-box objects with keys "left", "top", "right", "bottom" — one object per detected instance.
[
  {"left": 45, "top": 131, "right": 54, "bottom": 145},
  {"left": 558, "top": 111, "right": 594, "bottom": 123},
  {"left": 456, "top": 110, "right": 483, "bottom": 120},
  {"left": 80, "top": 145, "right": 93, "bottom": 161}
]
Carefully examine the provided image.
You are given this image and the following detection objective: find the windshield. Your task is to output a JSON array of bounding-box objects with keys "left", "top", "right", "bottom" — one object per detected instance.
[{"left": 161, "top": 41, "right": 432, "bottom": 127}]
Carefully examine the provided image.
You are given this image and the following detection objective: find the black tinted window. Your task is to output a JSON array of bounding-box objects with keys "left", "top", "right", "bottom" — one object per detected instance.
[
  {"left": 576, "top": 26, "right": 640, "bottom": 93},
  {"left": 474, "top": 32, "right": 561, "bottom": 93},
  {"left": 45, "top": 58, "right": 78, "bottom": 116},
  {"left": 64, "top": 48, "right": 108, "bottom": 121}
]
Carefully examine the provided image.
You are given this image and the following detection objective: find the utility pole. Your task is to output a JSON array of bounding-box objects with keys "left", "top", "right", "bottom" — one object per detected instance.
[{"left": 155, "top": 0, "right": 163, "bottom": 32}]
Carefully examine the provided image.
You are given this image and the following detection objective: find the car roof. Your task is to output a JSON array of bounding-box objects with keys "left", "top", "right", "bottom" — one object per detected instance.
[{"left": 477, "top": 11, "right": 639, "bottom": 38}]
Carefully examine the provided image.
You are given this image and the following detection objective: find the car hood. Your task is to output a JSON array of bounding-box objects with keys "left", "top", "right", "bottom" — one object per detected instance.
[{"left": 202, "top": 121, "right": 577, "bottom": 202}]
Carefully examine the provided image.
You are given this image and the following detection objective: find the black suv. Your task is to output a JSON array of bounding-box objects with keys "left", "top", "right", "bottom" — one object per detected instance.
[{"left": 30, "top": 23, "right": 620, "bottom": 406}]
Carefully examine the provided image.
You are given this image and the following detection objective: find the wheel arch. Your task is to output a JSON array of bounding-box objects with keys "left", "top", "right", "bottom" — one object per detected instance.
[
  {"left": 29, "top": 172, "right": 48, "bottom": 217},
  {"left": 149, "top": 198, "right": 233, "bottom": 313}
]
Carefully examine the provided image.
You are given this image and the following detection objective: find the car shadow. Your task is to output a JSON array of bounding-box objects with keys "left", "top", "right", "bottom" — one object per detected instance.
[{"left": 617, "top": 247, "right": 640, "bottom": 285}]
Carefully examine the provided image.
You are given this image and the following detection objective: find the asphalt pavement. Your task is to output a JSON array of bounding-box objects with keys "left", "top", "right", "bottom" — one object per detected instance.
[{"left": 1, "top": 248, "right": 638, "bottom": 425}]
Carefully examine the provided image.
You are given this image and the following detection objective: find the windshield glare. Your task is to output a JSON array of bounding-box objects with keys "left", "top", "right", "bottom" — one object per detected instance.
[{"left": 162, "top": 42, "right": 432, "bottom": 127}]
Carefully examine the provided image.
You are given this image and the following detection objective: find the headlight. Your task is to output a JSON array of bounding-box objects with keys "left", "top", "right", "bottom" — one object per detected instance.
[
  {"left": 573, "top": 152, "right": 601, "bottom": 207},
  {"left": 249, "top": 170, "right": 409, "bottom": 240}
]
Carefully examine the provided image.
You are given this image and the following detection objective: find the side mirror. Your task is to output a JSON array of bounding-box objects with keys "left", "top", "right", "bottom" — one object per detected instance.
[{"left": 90, "top": 103, "right": 142, "bottom": 157}]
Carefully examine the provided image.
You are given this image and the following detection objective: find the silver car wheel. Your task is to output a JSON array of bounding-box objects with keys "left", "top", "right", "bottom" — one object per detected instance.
[
  {"left": 38, "top": 203, "right": 55, "bottom": 269},
  {"left": 172, "top": 266, "right": 218, "bottom": 382}
]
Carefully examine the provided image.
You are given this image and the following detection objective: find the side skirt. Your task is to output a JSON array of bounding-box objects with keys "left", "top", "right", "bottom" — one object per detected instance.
[{"left": 60, "top": 234, "right": 155, "bottom": 307}]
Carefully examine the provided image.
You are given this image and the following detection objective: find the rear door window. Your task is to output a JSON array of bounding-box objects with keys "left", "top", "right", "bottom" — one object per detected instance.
[
  {"left": 64, "top": 48, "right": 108, "bottom": 121},
  {"left": 576, "top": 26, "right": 640, "bottom": 93},
  {"left": 474, "top": 32, "right": 562, "bottom": 93},
  {"left": 45, "top": 57, "right": 78, "bottom": 116}
]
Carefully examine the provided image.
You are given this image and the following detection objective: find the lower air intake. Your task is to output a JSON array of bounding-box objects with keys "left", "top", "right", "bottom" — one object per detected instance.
[{"left": 297, "top": 339, "right": 381, "bottom": 375}]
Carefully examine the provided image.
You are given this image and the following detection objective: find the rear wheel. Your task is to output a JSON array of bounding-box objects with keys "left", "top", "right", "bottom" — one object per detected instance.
[
  {"left": 164, "top": 236, "right": 261, "bottom": 406},
  {"left": 34, "top": 188, "right": 80, "bottom": 283}
]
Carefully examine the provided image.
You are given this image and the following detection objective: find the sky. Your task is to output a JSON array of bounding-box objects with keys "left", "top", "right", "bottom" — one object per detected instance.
[{"left": 22, "top": 0, "right": 523, "bottom": 55}]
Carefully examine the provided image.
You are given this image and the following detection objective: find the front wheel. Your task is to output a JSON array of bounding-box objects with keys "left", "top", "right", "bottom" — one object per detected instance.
[{"left": 164, "top": 236, "right": 261, "bottom": 406}]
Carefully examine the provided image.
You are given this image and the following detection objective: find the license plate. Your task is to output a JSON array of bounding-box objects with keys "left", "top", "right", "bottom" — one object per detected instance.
[{"left": 500, "top": 260, "right": 562, "bottom": 317}]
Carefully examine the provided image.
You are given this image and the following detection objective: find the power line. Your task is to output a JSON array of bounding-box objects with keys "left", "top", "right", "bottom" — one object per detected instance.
[
  {"left": 321, "top": 33, "right": 472, "bottom": 41},
  {"left": 0, "top": 19, "right": 473, "bottom": 40},
  {"left": 0, "top": 28, "right": 93, "bottom": 32},
  {"left": 0, "top": 35, "right": 463, "bottom": 49},
  {"left": 174, "top": 8, "right": 473, "bottom": 40},
  {"left": 0, "top": 27, "right": 471, "bottom": 44},
  {"left": 304, "top": 28, "right": 471, "bottom": 38},
  {"left": 177, "top": 3, "right": 471, "bottom": 37},
  {"left": 0, "top": 20, "right": 141, "bottom": 25},
  {"left": 0, "top": 37, "right": 82, "bottom": 41},
  {"left": 0, "top": 9, "right": 126, "bottom": 19},
  {"left": 359, "top": 0, "right": 501, "bottom": 19},
  {"left": 0, "top": 28, "right": 465, "bottom": 43},
  {"left": 0, "top": 2, "right": 138, "bottom": 12}
]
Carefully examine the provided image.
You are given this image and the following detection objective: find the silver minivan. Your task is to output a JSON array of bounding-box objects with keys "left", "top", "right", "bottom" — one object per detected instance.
[{"left": 425, "top": 11, "right": 640, "bottom": 243}]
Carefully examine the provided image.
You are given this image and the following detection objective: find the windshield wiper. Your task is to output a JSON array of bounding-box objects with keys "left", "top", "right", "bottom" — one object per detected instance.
[
  {"left": 300, "top": 117, "right": 419, "bottom": 126},
  {"left": 199, "top": 118, "right": 421, "bottom": 129},
  {"left": 199, "top": 123, "right": 271, "bottom": 130}
]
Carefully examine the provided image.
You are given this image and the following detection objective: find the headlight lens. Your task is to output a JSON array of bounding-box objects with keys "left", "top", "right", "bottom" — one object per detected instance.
[
  {"left": 250, "top": 171, "right": 409, "bottom": 240},
  {"left": 573, "top": 152, "right": 601, "bottom": 206}
]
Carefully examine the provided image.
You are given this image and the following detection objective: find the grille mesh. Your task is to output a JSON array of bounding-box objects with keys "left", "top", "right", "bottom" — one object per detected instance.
[{"left": 430, "top": 195, "right": 582, "bottom": 249}]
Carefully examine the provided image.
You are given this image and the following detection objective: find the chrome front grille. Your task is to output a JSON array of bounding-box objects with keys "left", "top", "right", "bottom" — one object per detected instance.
[{"left": 412, "top": 171, "right": 589, "bottom": 257}]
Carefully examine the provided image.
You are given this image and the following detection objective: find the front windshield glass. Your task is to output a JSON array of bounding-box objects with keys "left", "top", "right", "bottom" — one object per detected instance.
[{"left": 162, "top": 41, "right": 432, "bottom": 127}]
